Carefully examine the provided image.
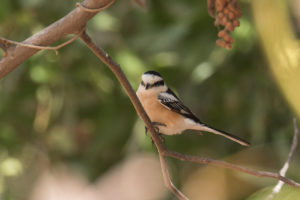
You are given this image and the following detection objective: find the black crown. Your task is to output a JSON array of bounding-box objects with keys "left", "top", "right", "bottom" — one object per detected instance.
[{"left": 144, "top": 70, "right": 162, "bottom": 77}]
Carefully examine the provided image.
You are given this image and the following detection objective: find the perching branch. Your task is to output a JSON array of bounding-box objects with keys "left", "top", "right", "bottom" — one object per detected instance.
[{"left": 1, "top": 1, "right": 300, "bottom": 199}]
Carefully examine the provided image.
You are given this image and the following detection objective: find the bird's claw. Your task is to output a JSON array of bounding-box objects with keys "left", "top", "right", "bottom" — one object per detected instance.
[
  {"left": 145, "top": 122, "right": 166, "bottom": 136},
  {"left": 158, "top": 133, "right": 165, "bottom": 143},
  {"left": 144, "top": 122, "right": 167, "bottom": 146},
  {"left": 152, "top": 122, "right": 167, "bottom": 127},
  {"left": 154, "top": 126, "right": 160, "bottom": 133}
]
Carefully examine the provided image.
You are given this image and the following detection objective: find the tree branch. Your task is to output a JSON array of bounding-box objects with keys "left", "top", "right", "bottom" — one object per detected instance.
[
  {"left": 0, "top": 28, "right": 85, "bottom": 56},
  {"left": 163, "top": 149, "right": 300, "bottom": 189},
  {"left": 159, "top": 154, "right": 189, "bottom": 200},
  {"left": 0, "top": 0, "right": 114, "bottom": 79}
]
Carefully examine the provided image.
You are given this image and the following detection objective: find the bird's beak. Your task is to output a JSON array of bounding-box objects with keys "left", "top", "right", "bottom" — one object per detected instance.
[{"left": 145, "top": 84, "right": 150, "bottom": 90}]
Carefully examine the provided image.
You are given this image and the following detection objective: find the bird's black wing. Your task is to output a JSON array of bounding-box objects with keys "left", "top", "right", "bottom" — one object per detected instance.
[{"left": 157, "top": 88, "right": 201, "bottom": 123}]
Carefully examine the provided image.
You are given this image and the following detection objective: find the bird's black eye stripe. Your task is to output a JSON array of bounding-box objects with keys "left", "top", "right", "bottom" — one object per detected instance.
[
  {"left": 141, "top": 80, "right": 164, "bottom": 89},
  {"left": 152, "top": 80, "right": 165, "bottom": 87}
]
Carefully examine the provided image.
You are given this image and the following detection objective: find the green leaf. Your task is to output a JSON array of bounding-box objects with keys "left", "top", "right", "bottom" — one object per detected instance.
[{"left": 247, "top": 185, "right": 300, "bottom": 200}]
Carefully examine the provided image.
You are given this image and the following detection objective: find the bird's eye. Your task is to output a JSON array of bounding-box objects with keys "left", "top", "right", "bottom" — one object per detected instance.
[{"left": 153, "top": 80, "right": 164, "bottom": 87}]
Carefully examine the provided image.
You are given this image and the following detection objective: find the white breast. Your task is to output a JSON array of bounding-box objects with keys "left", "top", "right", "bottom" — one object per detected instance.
[{"left": 136, "top": 88, "right": 189, "bottom": 135}]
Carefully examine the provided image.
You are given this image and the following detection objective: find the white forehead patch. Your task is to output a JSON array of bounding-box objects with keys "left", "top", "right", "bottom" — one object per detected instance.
[{"left": 142, "top": 74, "right": 163, "bottom": 84}]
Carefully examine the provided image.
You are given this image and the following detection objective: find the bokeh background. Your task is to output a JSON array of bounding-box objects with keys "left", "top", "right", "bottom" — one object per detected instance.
[{"left": 1, "top": 0, "right": 300, "bottom": 199}]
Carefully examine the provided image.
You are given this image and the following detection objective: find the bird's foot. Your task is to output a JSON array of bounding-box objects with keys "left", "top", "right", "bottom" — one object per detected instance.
[
  {"left": 152, "top": 121, "right": 167, "bottom": 127},
  {"left": 146, "top": 122, "right": 166, "bottom": 146},
  {"left": 145, "top": 122, "right": 166, "bottom": 136},
  {"left": 158, "top": 133, "right": 165, "bottom": 143}
]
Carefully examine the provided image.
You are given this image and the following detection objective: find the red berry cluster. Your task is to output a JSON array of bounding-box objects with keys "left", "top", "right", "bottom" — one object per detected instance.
[{"left": 208, "top": 0, "right": 242, "bottom": 49}]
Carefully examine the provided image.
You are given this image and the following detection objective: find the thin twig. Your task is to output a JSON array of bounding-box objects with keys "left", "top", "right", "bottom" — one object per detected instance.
[
  {"left": 79, "top": 30, "right": 187, "bottom": 200},
  {"left": 266, "top": 118, "right": 299, "bottom": 199},
  {"left": 76, "top": 0, "right": 115, "bottom": 13},
  {"left": 159, "top": 154, "right": 189, "bottom": 200},
  {"left": 163, "top": 149, "right": 300, "bottom": 188},
  {"left": 0, "top": 28, "right": 85, "bottom": 55}
]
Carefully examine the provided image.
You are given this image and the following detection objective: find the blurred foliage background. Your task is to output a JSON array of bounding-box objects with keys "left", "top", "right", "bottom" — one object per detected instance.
[{"left": 0, "top": 0, "right": 300, "bottom": 199}]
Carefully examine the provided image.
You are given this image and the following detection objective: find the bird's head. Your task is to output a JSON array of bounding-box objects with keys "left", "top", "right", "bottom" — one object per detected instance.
[{"left": 139, "top": 70, "right": 167, "bottom": 92}]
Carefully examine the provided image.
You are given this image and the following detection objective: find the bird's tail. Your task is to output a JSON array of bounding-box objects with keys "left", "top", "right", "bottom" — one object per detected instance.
[{"left": 194, "top": 124, "right": 250, "bottom": 146}]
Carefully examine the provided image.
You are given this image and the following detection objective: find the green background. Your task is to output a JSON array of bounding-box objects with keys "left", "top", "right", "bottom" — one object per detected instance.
[{"left": 0, "top": 0, "right": 299, "bottom": 199}]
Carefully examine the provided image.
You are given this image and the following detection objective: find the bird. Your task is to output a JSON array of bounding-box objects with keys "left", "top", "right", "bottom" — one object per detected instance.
[{"left": 136, "top": 70, "right": 250, "bottom": 146}]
